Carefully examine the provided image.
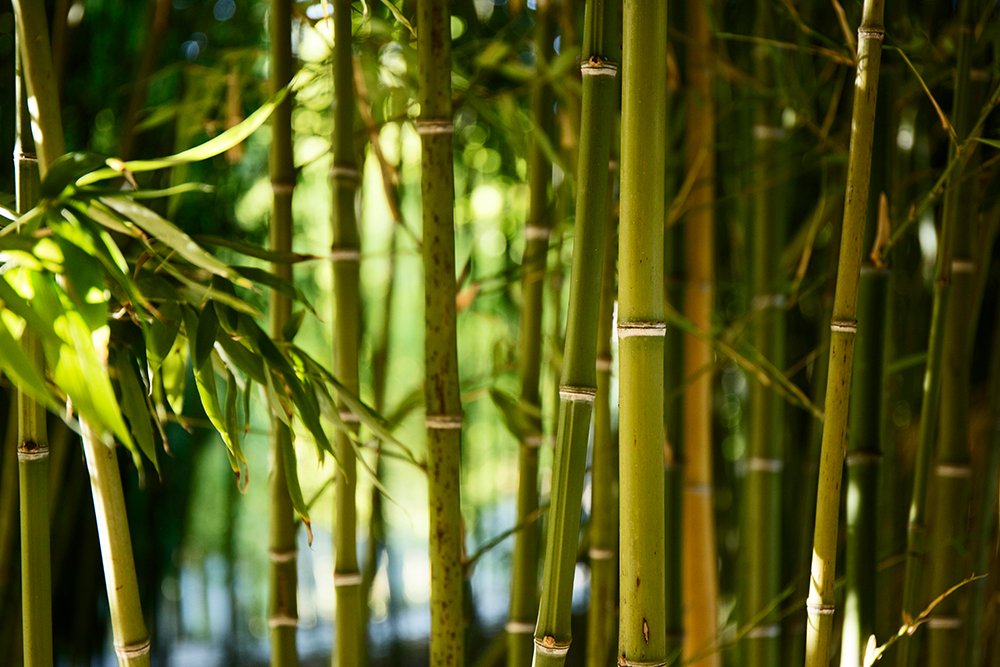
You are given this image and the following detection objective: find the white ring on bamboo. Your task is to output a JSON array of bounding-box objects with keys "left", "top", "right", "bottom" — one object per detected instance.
[
  {"left": 589, "top": 548, "right": 614, "bottom": 560},
  {"left": 857, "top": 27, "right": 886, "bottom": 42},
  {"left": 685, "top": 482, "right": 713, "bottom": 495},
  {"left": 505, "top": 621, "right": 535, "bottom": 634},
  {"left": 806, "top": 600, "right": 836, "bottom": 615},
  {"left": 525, "top": 225, "right": 550, "bottom": 240},
  {"left": 271, "top": 181, "right": 295, "bottom": 194},
  {"left": 753, "top": 125, "right": 786, "bottom": 141},
  {"left": 927, "top": 616, "right": 962, "bottom": 629},
  {"left": 751, "top": 293, "right": 786, "bottom": 310},
  {"left": 608, "top": 158, "right": 620, "bottom": 171},
  {"left": 330, "top": 164, "right": 360, "bottom": 181},
  {"left": 935, "top": 464, "right": 972, "bottom": 478},
  {"left": 951, "top": 259, "right": 975, "bottom": 273},
  {"left": 525, "top": 433, "right": 545, "bottom": 448},
  {"left": 330, "top": 247, "right": 362, "bottom": 262},
  {"left": 617, "top": 321, "right": 667, "bottom": 338},
  {"left": 533, "top": 637, "right": 571, "bottom": 656},
  {"left": 559, "top": 385, "right": 597, "bottom": 402},
  {"left": 830, "top": 320, "right": 858, "bottom": 334},
  {"left": 334, "top": 572, "right": 363, "bottom": 587},
  {"left": 846, "top": 451, "right": 880, "bottom": 466},
  {"left": 338, "top": 409, "right": 361, "bottom": 424},
  {"left": 580, "top": 61, "right": 618, "bottom": 77},
  {"left": 268, "top": 615, "right": 299, "bottom": 628},
  {"left": 415, "top": 119, "right": 455, "bottom": 135},
  {"left": 596, "top": 356, "right": 613, "bottom": 371},
  {"left": 747, "top": 457, "right": 783, "bottom": 472},
  {"left": 15, "top": 152, "right": 38, "bottom": 163},
  {"left": 17, "top": 448, "right": 49, "bottom": 462},
  {"left": 115, "top": 640, "right": 152, "bottom": 659},
  {"left": 269, "top": 549, "right": 297, "bottom": 563},
  {"left": 746, "top": 624, "right": 782, "bottom": 639},
  {"left": 426, "top": 414, "right": 463, "bottom": 430},
  {"left": 619, "top": 659, "right": 667, "bottom": 667}
]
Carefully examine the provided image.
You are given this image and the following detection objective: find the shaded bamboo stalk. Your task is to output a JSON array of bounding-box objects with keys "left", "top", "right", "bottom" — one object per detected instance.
[
  {"left": 0, "top": 401, "right": 19, "bottom": 666},
  {"left": 839, "top": 262, "right": 887, "bottom": 667},
  {"left": 268, "top": 1, "right": 300, "bottom": 665},
  {"left": 14, "top": 35, "right": 52, "bottom": 667},
  {"left": 416, "top": 1, "right": 464, "bottom": 665},
  {"left": 506, "top": 1, "right": 556, "bottom": 665},
  {"left": 330, "top": 1, "right": 364, "bottom": 665},
  {"left": 532, "top": 0, "right": 617, "bottom": 663},
  {"left": 682, "top": 0, "right": 719, "bottom": 663},
  {"left": 585, "top": 158, "right": 619, "bottom": 667},
  {"left": 618, "top": 2, "right": 668, "bottom": 665},
  {"left": 804, "top": 0, "right": 886, "bottom": 664}
]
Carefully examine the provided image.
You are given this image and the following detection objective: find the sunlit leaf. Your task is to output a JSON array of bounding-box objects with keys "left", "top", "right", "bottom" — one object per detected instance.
[{"left": 113, "top": 350, "right": 159, "bottom": 474}]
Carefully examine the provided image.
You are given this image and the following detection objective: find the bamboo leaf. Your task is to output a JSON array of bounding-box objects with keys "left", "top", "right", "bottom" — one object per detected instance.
[
  {"left": 39, "top": 152, "right": 107, "bottom": 198},
  {"left": 278, "top": 424, "right": 312, "bottom": 545},
  {"left": 194, "top": 303, "right": 220, "bottom": 368},
  {"left": 113, "top": 351, "right": 159, "bottom": 474},
  {"left": 0, "top": 315, "right": 59, "bottom": 413},
  {"left": 974, "top": 137, "right": 1000, "bottom": 150},
  {"left": 195, "top": 235, "right": 319, "bottom": 264},
  {"left": 380, "top": 0, "right": 415, "bottom": 37}
]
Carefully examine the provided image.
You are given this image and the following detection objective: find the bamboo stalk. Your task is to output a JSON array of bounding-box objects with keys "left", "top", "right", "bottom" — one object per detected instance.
[
  {"left": 682, "top": 1, "right": 719, "bottom": 663},
  {"left": 507, "top": 2, "right": 556, "bottom": 665},
  {"left": 531, "top": 0, "right": 617, "bottom": 664},
  {"left": 618, "top": 1, "right": 668, "bottom": 666},
  {"left": 803, "top": 1, "right": 885, "bottom": 664},
  {"left": 14, "top": 35, "right": 53, "bottom": 667},
  {"left": 586, "top": 160, "right": 619, "bottom": 667},
  {"left": 416, "top": 2, "right": 464, "bottom": 665},
  {"left": 268, "top": 2, "right": 300, "bottom": 665},
  {"left": 330, "top": 1, "right": 363, "bottom": 665}
]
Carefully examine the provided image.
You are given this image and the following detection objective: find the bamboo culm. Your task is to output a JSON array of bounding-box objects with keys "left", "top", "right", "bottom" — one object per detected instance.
[
  {"left": 804, "top": 1, "right": 886, "bottom": 664},
  {"left": 331, "top": 1, "right": 364, "bottom": 665},
  {"left": 268, "top": 1, "right": 300, "bottom": 665},
  {"left": 417, "top": 1, "right": 465, "bottom": 665}
]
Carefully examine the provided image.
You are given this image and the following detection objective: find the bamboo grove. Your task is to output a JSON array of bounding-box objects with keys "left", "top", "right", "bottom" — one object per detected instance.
[{"left": 1, "top": 1, "right": 1000, "bottom": 666}]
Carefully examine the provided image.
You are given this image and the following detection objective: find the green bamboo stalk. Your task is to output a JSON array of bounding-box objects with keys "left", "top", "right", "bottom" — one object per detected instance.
[
  {"left": 14, "top": 36, "right": 52, "bottom": 667},
  {"left": 803, "top": 1, "right": 886, "bottom": 664},
  {"left": 531, "top": 0, "right": 617, "bottom": 664},
  {"left": 416, "top": 2, "right": 464, "bottom": 665},
  {"left": 682, "top": 1, "right": 718, "bottom": 663},
  {"left": 618, "top": 2, "right": 668, "bottom": 667},
  {"left": 507, "top": 2, "right": 556, "bottom": 665},
  {"left": 268, "top": 1, "right": 300, "bottom": 665},
  {"left": 330, "top": 2, "right": 363, "bottom": 665},
  {"left": 79, "top": 420, "right": 151, "bottom": 667},
  {"left": 11, "top": 0, "right": 66, "bottom": 167},
  {"left": 839, "top": 264, "right": 887, "bottom": 667},
  {"left": 923, "top": 4, "right": 980, "bottom": 661},
  {"left": 585, "top": 162, "right": 619, "bottom": 667},
  {"left": 0, "top": 400, "right": 20, "bottom": 667}
]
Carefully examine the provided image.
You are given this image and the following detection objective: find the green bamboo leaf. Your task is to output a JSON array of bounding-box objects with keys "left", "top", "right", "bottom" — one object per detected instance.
[
  {"left": 225, "top": 369, "right": 242, "bottom": 458},
  {"left": 380, "top": 0, "right": 416, "bottom": 37},
  {"left": 80, "top": 183, "right": 214, "bottom": 200},
  {"left": 195, "top": 235, "right": 318, "bottom": 264},
  {"left": 233, "top": 266, "right": 312, "bottom": 308},
  {"left": 974, "top": 137, "right": 1000, "bottom": 150},
  {"left": 489, "top": 386, "right": 540, "bottom": 440},
  {"left": 0, "top": 275, "right": 57, "bottom": 341},
  {"left": 52, "top": 237, "right": 108, "bottom": 332},
  {"left": 75, "top": 71, "right": 309, "bottom": 187},
  {"left": 0, "top": 315, "right": 59, "bottom": 413},
  {"left": 281, "top": 309, "right": 306, "bottom": 341},
  {"left": 101, "top": 196, "right": 249, "bottom": 285},
  {"left": 112, "top": 351, "right": 159, "bottom": 474},
  {"left": 146, "top": 301, "right": 182, "bottom": 373},
  {"left": 214, "top": 330, "right": 267, "bottom": 385},
  {"left": 161, "top": 337, "right": 188, "bottom": 415},
  {"left": 194, "top": 304, "right": 219, "bottom": 367},
  {"left": 278, "top": 424, "right": 312, "bottom": 544},
  {"left": 39, "top": 152, "right": 106, "bottom": 199}
]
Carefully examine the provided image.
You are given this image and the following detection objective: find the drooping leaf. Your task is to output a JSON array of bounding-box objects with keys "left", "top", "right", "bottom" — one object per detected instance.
[
  {"left": 194, "top": 304, "right": 220, "bottom": 368},
  {"left": 196, "top": 235, "right": 319, "bottom": 264},
  {"left": 39, "top": 152, "right": 107, "bottom": 199},
  {"left": 0, "top": 316, "right": 60, "bottom": 413},
  {"left": 278, "top": 423, "right": 312, "bottom": 545},
  {"left": 112, "top": 350, "right": 159, "bottom": 474}
]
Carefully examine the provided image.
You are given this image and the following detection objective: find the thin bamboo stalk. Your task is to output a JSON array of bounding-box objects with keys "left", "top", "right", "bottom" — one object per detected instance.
[
  {"left": 585, "top": 163, "right": 618, "bottom": 667},
  {"left": 618, "top": 1, "right": 667, "bottom": 666},
  {"left": 416, "top": 2, "right": 464, "bottom": 665},
  {"left": 10, "top": 1, "right": 65, "bottom": 166},
  {"left": 803, "top": 1, "right": 886, "bottom": 664},
  {"left": 531, "top": 0, "right": 617, "bottom": 664},
  {"left": 507, "top": 2, "right": 556, "bottom": 665},
  {"left": 682, "top": 1, "right": 719, "bottom": 663},
  {"left": 839, "top": 265, "right": 887, "bottom": 667},
  {"left": 268, "top": 2, "right": 300, "bottom": 665},
  {"left": 14, "top": 36, "right": 52, "bottom": 667},
  {"left": 330, "top": 1, "right": 363, "bottom": 665}
]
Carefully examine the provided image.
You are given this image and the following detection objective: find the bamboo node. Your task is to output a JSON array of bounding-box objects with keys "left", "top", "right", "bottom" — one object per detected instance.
[
  {"left": 16, "top": 440, "right": 49, "bottom": 461},
  {"left": 505, "top": 620, "right": 535, "bottom": 634},
  {"left": 268, "top": 549, "right": 297, "bottom": 563},
  {"left": 534, "top": 635, "right": 571, "bottom": 655},
  {"left": 525, "top": 224, "right": 551, "bottom": 241},
  {"left": 806, "top": 600, "right": 836, "bottom": 615},
  {"left": 589, "top": 547, "right": 614, "bottom": 560},
  {"left": 857, "top": 26, "right": 885, "bottom": 42},
  {"left": 330, "top": 247, "right": 362, "bottom": 262},
  {"left": 333, "top": 572, "right": 363, "bottom": 587},
  {"left": 751, "top": 293, "right": 786, "bottom": 310},
  {"left": 934, "top": 463, "right": 972, "bottom": 478},
  {"left": 926, "top": 616, "right": 962, "bottom": 629},
  {"left": 618, "top": 659, "right": 666, "bottom": 667},
  {"left": 268, "top": 614, "right": 299, "bottom": 628},
  {"left": 846, "top": 451, "right": 881, "bottom": 466},
  {"left": 596, "top": 355, "right": 613, "bottom": 371},
  {"left": 580, "top": 57, "right": 618, "bottom": 77},
  {"left": 559, "top": 385, "right": 597, "bottom": 402},
  {"left": 951, "top": 258, "right": 975, "bottom": 274},
  {"left": 415, "top": 118, "right": 455, "bottom": 135},
  {"left": 426, "top": 414, "right": 463, "bottom": 430},
  {"left": 338, "top": 409, "right": 361, "bottom": 424},
  {"left": 830, "top": 319, "right": 857, "bottom": 334},
  {"left": 746, "top": 624, "right": 782, "bottom": 638},
  {"left": 114, "top": 639, "right": 151, "bottom": 659},
  {"left": 685, "top": 482, "right": 713, "bottom": 495},
  {"left": 524, "top": 433, "right": 546, "bottom": 448},
  {"left": 329, "top": 163, "right": 360, "bottom": 182},
  {"left": 271, "top": 180, "right": 295, "bottom": 194},
  {"left": 752, "top": 125, "right": 785, "bottom": 141},
  {"left": 617, "top": 321, "right": 667, "bottom": 338},
  {"left": 746, "top": 456, "right": 783, "bottom": 473},
  {"left": 15, "top": 151, "right": 38, "bottom": 163}
]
